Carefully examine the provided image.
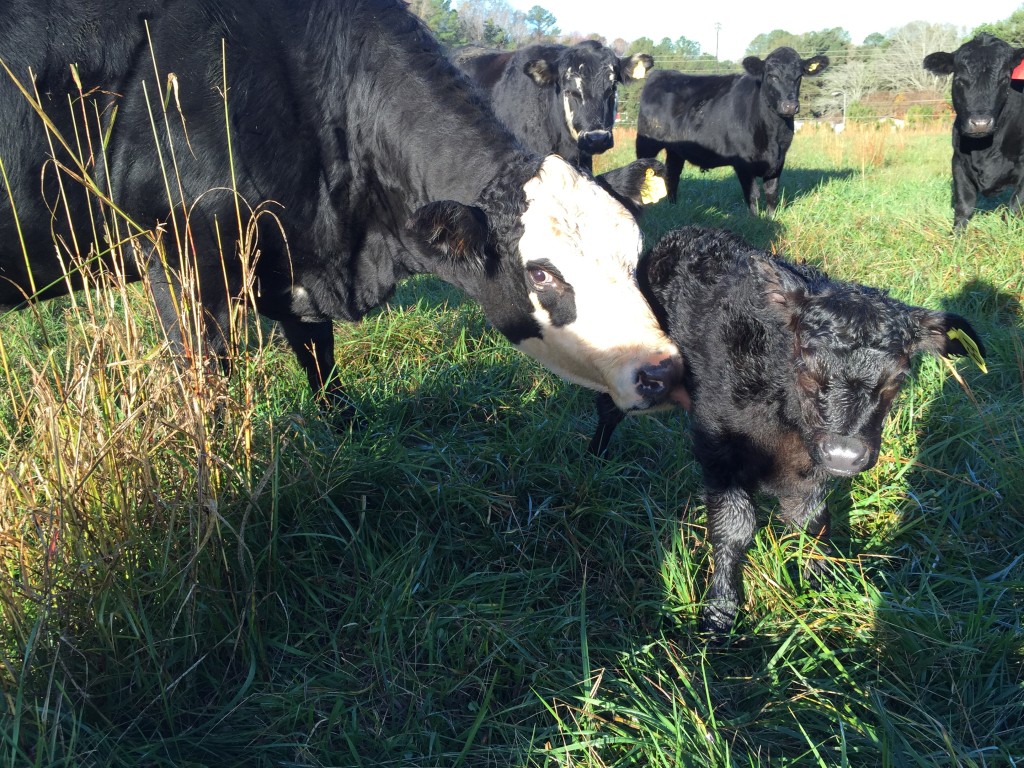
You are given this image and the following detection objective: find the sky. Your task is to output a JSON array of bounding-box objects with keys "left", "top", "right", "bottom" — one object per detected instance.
[{"left": 500, "top": 0, "right": 1023, "bottom": 61}]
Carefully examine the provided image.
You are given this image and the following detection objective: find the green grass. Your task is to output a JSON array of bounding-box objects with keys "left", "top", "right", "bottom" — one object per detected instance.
[{"left": 2, "top": 120, "right": 1023, "bottom": 767}]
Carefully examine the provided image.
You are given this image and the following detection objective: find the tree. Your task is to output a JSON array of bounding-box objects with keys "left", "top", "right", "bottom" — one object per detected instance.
[
  {"left": 862, "top": 32, "right": 887, "bottom": 47},
  {"left": 482, "top": 18, "right": 512, "bottom": 48},
  {"left": 875, "top": 21, "right": 962, "bottom": 92},
  {"left": 525, "top": 5, "right": 559, "bottom": 40},
  {"left": 456, "top": 0, "right": 529, "bottom": 47},
  {"left": 973, "top": 5, "right": 1024, "bottom": 45},
  {"left": 412, "top": 0, "right": 467, "bottom": 46},
  {"left": 745, "top": 29, "right": 800, "bottom": 58}
]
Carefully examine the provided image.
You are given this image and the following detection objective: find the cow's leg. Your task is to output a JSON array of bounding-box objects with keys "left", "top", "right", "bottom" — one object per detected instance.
[
  {"left": 587, "top": 391, "right": 625, "bottom": 456},
  {"left": 701, "top": 484, "right": 757, "bottom": 634},
  {"left": 1007, "top": 178, "right": 1024, "bottom": 220},
  {"left": 278, "top": 318, "right": 351, "bottom": 412},
  {"left": 736, "top": 169, "right": 760, "bottom": 215},
  {"left": 763, "top": 174, "right": 781, "bottom": 216},
  {"left": 146, "top": 260, "right": 233, "bottom": 377},
  {"left": 951, "top": 158, "right": 978, "bottom": 230},
  {"left": 778, "top": 483, "right": 836, "bottom": 590},
  {"left": 664, "top": 150, "right": 684, "bottom": 204}
]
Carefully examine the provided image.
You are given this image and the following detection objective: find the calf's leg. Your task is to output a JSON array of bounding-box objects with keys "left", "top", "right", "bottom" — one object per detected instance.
[
  {"left": 587, "top": 392, "right": 625, "bottom": 457},
  {"left": 702, "top": 485, "right": 757, "bottom": 634},
  {"left": 778, "top": 483, "right": 836, "bottom": 590}
]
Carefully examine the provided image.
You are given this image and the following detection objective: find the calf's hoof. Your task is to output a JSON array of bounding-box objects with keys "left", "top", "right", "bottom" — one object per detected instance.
[{"left": 699, "top": 597, "right": 738, "bottom": 637}]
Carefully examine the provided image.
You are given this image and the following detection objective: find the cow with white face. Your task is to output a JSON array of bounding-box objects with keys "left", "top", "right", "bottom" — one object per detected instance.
[
  {"left": 454, "top": 40, "right": 653, "bottom": 173},
  {"left": 0, "top": 0, "right": 682, "bottom": 419}
]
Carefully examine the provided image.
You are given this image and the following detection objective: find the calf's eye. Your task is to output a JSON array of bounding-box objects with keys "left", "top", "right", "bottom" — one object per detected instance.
[{"left": 529, "top": 267, "right": 555, "bottom": 287}]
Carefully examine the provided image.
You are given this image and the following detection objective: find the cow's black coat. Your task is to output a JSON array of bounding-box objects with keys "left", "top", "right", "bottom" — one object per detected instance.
[
  {"left": 454, "top": 41, "right": 653, "bottom": 173},
  {"left": 0, "top": 0, "right": 680, "bottom": 412},
  {"left": 636, "top": 47, "right": 827, "bottom": 215},
  {"left": 590, "top": 227, "right": 985, "bottom": 634},
  {"left": 923, "top": 34, "right": 1024, "bottom": 229}
]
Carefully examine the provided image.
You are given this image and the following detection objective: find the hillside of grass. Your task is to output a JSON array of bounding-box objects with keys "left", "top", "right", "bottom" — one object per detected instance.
[{"left": 2, "top": 122, "right": 1022, "bottom": 767}]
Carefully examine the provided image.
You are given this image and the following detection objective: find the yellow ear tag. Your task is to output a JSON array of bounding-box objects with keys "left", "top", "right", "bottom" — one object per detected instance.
[
  {"left": 807, "top": 61, "right": 819, "bottom": 73},
  {"left": 640, "top": 167, "right": 667, "bottom": 205},
  {"left": 632, "top": 61, "right": 648, "bottom": 79},
  {"left": 948, "top": 328, "right": 988, "bottom": 373}
]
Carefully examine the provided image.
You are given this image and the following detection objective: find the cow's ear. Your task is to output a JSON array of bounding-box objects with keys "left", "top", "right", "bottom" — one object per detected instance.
[
  {"left": 620, "top": 53, "right": 654, "bottom": 83},
  {"left": 910, "top": 309, "right": 987, "bottom": 371},
  {"left": 595, "top": 158, "right": 667, "bottom": 212},
  {"left": 923, "top": 51, "right": 955, "bottom": 76},
  {"left": 754, "top": 256, "right": 805, "bottom": 318},
  {"left": 803, "top": 55, "right": 829, "bottom": 76},
  {"left": 407, "top": 201, "right": 489, "bottom": 268},
  {"left": 742, "top": 56, "right": 765, "bottom": 77},
  {"left": 523, "top": 58, "right": 556, "bottom": 87}
]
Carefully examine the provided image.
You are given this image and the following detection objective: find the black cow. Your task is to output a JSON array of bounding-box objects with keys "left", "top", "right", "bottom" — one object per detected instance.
[
  {"left": 0, "top": 0, "right": 683, "bottom": 416},
  {"left": 636, "top": 47, "right": 828, "bottom": 215},
  {"left": 453, "top": 41, "right": 653, "bottom": 173},
  {"left": 923, "top": 34, "right": 1024, "bottom": 229},
  {"left": 590, "top": 227, "right": 985, "bottom": 634}
]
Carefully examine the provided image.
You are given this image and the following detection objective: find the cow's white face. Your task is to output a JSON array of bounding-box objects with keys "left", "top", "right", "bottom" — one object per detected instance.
[{"left": 513, "top": 156, "right": 681, "bottom": 411}]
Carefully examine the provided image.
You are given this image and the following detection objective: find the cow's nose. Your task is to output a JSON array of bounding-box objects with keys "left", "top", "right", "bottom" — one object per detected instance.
[
  {"left": 778, "top": 100, "right": 799, "bottom": 116},
  {"left": 634, "top": 355, "right": 683, "bottom": 404},
  {"left": 578, "top": 130, "right": 613, "bottom": 153},
  {"left": 965, "top": 115, "right": 995, "bottom": 136},
  {"left": 818, "top": 436, "right": 874, "bottom": 477}
]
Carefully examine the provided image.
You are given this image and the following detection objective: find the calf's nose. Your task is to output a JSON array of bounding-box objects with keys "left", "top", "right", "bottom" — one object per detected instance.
[
  {"left": 634, "top": 355, "right": 683, "bottom": 405},
  {"left": 778, "top": 99, "right": 799, "bottom": 116},
  {"left": 818, "top": 436, "right": 874, "bottom": 477},
  {"left": 578, "top": 130, "right": 614, "bottom": 154},
  {"left": 965, "top": 115, "right": 995, "bottom": 135}
]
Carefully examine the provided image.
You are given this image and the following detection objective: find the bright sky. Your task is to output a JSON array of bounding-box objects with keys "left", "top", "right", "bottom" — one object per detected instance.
[{"left": 502, "top": 0, "right": 1023, "bottom": 61}]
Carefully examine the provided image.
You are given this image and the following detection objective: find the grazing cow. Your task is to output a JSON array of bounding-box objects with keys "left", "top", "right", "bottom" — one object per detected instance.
[
  {"left": 590, "top": 227, "right": 985, "bottom": 634},
  {"left": 923, "top": 34, "right": 1024, "bottom": 229},
  {"left": 0, "top": 0, "right": 683, "bottom": 416},
  {"left": 636, "top": 47, "right": 828, "bottom": 215},
  {"left": 453, "top": 41, "right": 654, "bottom": 173}
]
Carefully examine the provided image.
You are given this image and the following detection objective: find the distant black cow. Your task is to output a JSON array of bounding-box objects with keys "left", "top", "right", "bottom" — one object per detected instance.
[
  {"left": 454, "top": 41, "right": 654, "bottom": 173},
  {"left": 636, "top": 48, "right": 828, "bottom": 215},
  {"left": 923, "top": 34, "right": 1024, "bottom": 229},
  {"left": 0, "top": 0, "right": 683, "bottom": 416},
  {"left": 590, "top": 227, "right": 985, "bottom": 634}
]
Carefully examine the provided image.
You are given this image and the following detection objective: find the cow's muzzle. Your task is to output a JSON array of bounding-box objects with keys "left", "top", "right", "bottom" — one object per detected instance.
[
  {"left": 817, "top": 435, "right": 875, "bottom": 477},
  {"left": 633, "top": 354, "right": 684, "bottom": 407},
  {"left": 578, "top": 130, "right": 614, "bottom": 154},
  {"left": 778, "top": 100, "right": 799, "bottom": 117},
  {"left": 963, "top": 114, "right": 995, "bottom": 137}
]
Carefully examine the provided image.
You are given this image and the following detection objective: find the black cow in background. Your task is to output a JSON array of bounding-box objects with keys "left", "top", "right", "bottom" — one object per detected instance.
[
  {"left": 0, "top": 0, "right": 685, "bottom": 416},
  {"left": 923, "top": 34, "right": 1024, "bottom": 229},
  {"left": 590, "top": 227, "right": 985, "bottom": 634},
  {"left": 454, "top": 41, "right": 654, "bottom": 173},
  {"left": 636, "top": 47, "right": 828, "bottom": 215}
]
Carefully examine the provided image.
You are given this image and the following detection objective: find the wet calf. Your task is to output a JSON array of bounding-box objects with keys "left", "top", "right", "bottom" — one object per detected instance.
[{"left": 591, "top": 227, "right": 985, "bottom": 634}]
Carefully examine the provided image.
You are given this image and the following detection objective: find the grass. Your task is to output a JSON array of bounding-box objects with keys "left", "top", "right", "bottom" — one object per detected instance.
[{"left": 1, "top": 102, "right": 1023, "bottom": 768}]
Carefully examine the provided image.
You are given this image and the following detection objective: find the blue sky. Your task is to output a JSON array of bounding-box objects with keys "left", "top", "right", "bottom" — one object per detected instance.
[{"left": 500, "top": 0, "right": 1023, "bottom": 61}]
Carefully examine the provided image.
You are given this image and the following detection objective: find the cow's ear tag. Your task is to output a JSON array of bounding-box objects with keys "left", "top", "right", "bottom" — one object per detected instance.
[
  {"left": 632, "top": 61, "right": 648, "bottom": 79},
  {"left": 640, "top": 167, "right": 667, "bottom": 205},
  {"left": 947, "top": 328, "right": 988, "bottom": 373},
  {"left": 807, "top": 61, "right": 820, "bottom": 73}
]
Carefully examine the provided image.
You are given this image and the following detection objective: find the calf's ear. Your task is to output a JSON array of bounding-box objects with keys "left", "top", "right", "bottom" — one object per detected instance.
[
  {"left": 803, "top": 55, "right": 829, "bottom": 76},
  {"left": 910, "top": 309, "right": 987, "bottom": 371},
  {"left": 407, "top": 201, "right": 489, "bottom": 269},
  {"left": 620, "top": 53, "right": 654, "bottom": 83},
  {"left": 524, "top": 58, "right": 556, "bottom": 86},
  {"left": 595, "top": 158, "right": 668, "bottom": 211},
  {"left": 742, "top": 56, "right": 765, "bottom": 77},
  {"left": 923, "top": 51, "right": 955, "bottom": 76}
]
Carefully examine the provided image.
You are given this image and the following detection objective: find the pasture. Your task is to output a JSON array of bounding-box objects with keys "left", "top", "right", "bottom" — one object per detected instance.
[{"left": 2, "top": 121, "right": 1022, "bottom": 766}]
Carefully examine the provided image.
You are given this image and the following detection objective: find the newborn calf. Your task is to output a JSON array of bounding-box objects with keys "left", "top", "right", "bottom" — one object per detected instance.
[{"left": 591, "top": 227, "right": 985, "bottom": 634}]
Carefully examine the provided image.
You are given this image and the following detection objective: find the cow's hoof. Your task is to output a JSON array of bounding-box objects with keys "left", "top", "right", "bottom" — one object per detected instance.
[
  {"left": 698, "top": 598, "right": 738, "bottom": 637},
  {"left": 802, "top": 554, "right": 838, "bottom": 592}
]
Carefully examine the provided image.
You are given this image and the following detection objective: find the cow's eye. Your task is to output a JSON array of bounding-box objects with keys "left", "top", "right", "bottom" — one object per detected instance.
[{"left": 528, "top": 267, "right": 555, "bottom": 287}]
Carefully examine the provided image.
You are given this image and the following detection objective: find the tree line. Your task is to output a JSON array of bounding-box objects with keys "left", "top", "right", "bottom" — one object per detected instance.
[{"left": 411, "top": 0, "right": 1024, "bottom": 124}]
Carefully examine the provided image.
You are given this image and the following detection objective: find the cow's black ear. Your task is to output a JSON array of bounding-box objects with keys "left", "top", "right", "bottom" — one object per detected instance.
[
  {"left": 754, "top": 257, "right": 805, "bottom": 317},
  {"left": 742, "top": 56, "right": 765, "bottom": 77},
  {"left": 595, "top": 158, "right": 667, "bottom": 214},
  {"left": 910, "top": 309, "right": 987, "bottom": 370},
  {"left": 803, "top": 55, "right": 829, "bottom": 76},
  {"left": 523, "top": 59, "right": 556, "bottom": 86},
  {"left": 407, "top": 201, "right": 489, "bottom": 267},
  {"left": 619, "top": 53, "right": 654, "bottom": 83},
  {"left": 923, "top": 51, "right": 955, "bottom": 76}
]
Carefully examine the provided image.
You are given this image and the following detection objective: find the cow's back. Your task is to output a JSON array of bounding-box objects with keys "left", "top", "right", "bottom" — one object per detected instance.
[{"left": 638, "top": 70, "right": 745, "bottom": 142}]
